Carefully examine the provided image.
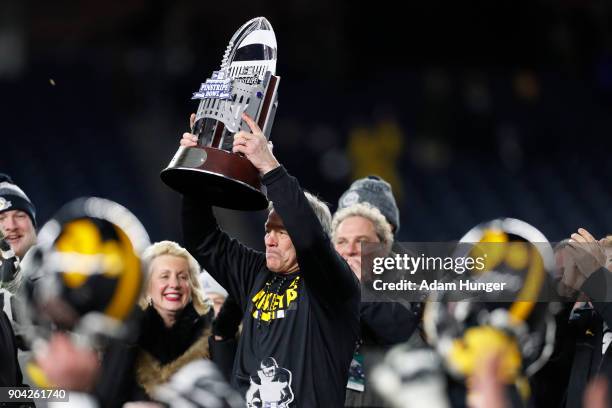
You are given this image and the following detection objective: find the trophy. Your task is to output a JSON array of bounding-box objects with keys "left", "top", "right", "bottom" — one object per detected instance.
[{"left": 161, "top": 17, "right": 280, "bottom": 210}]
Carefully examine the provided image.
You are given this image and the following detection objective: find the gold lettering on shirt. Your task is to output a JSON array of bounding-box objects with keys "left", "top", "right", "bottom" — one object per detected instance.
[{"left": 251, "top": 276, "right": 300, "bottom": 321}]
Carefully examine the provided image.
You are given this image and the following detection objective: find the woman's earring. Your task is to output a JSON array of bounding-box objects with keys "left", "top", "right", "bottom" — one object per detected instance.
[{"left": 147, "top": 296, "right": 153, "bottom": 307}]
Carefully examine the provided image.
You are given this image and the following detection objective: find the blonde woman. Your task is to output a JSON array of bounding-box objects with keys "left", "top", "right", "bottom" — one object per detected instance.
[{"left": 131, "top": 240, "right": 212, "bottom": 400}]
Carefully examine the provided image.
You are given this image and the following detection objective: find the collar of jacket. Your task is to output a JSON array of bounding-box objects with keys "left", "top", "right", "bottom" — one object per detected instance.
[
  {"left": 139, "top": 302, "right": 211, "bottom": 362},
  {"left": 136, "top": 330, "right": 211, "bottom": 398},
  {"left": 136, "top": 302, "right": 212, "bottom": 397}
]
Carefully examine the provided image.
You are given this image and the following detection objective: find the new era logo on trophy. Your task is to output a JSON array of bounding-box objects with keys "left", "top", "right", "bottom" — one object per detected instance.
[{"left": 161, "top": 17, "right": 280, "bottom": 210}]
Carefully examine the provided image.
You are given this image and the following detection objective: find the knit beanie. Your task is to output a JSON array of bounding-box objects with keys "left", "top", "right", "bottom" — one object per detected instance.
[
  {"left": 338, "top": 175, "right": 399, "bottom": 234},
  {"left": 0, "top": 174, "right": 36, "bottom": 227}
]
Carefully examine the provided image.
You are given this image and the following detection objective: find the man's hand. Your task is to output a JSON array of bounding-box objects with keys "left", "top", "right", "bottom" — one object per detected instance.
[
  {"left": 180, "top": 113, "right": 198, "bottom": 147},
  {"left": 468, "top": 353, "right": 508, "bottom": 408},
  {"left": 35, "top": 333, "right": 100, "bottom": 392},
  {"left": 558, "top": 244, "right": 584, "bottom": 295},
  {"left": 583, "top": 377, "right": 609, "bottom": 408},
  {"left": 179, "top": 112, "right": 280, "bottom": 175},
  {"left": 567, "top": 228, "right": 607, "bottom": 283},
  {"left": 233, "top": 113, "right": 279, "bottom": 175}
]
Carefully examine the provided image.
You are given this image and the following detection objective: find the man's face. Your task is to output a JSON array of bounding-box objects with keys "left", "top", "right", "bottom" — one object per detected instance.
[
  {"left": 0, "top": 210, "right": 36, "bottom": 258},
  {"left": 333, "top": 216, "right": 380, "bottom": 280},
  {"left": 333, "top": 216, "right": 380, "bottom": 260},
  {"left": 264, "top": 210, "right": 298, "bottom": 274}
]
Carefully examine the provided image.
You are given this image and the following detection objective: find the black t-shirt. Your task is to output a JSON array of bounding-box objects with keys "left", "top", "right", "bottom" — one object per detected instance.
[{"left": 183, "top": 166, "right": 360, "bottom": 407}]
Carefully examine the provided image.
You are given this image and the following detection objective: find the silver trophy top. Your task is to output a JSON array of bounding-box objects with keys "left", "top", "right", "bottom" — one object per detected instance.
[
  {"left": 192, "top": 17, "right": 279, "bottom": 135},
  {"left": 221, "top": 16, "right": 277, "bottom": 81}
]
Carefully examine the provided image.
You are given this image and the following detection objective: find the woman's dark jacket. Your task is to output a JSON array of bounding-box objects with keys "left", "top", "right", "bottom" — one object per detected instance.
[{"left": 127, "top": 302, "right": 213, "bottom": 401}]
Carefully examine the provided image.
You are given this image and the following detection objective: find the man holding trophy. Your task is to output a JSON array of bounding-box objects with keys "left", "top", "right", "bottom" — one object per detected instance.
[
  {"left": 179, "top": 111, "right": 360, "bottom": 407},
  {"left": 164, "top": 17, "right": 360, "bottom": 407}
]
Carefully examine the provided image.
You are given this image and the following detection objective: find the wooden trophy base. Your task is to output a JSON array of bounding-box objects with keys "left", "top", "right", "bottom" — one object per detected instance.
[{"left": 160, "top": 146, "right": 268, "bottom": 211}]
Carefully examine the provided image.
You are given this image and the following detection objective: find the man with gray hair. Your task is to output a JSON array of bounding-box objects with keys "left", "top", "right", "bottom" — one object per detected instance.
[
  {"left": 334, "top": 176, "right": 421, "bottom": 408},
  {"left": 332, "top": 202, "right": 394, "bottom": 282},
  {"left": 180, "top": 113, "right": 359, "bottom": 407}
]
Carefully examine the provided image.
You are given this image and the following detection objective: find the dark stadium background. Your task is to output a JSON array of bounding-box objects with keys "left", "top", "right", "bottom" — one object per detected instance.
[{"left": 1, "top": 0, "right": 612, "bottom": 249}]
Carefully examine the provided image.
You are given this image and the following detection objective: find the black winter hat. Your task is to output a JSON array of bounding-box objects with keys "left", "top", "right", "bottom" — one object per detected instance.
[{"left": 0, "top": 174, "right": 36, "bottom": 227}]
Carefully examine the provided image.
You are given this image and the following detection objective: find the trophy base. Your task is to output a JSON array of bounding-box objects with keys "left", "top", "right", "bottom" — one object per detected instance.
[{"left": 160, "top": 146, "right": 268, "bottom": 211}]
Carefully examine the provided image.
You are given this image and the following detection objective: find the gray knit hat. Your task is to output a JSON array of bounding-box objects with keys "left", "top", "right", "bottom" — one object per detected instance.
[
  {"left": 338, "top": 175, "right": 399, "bottom": 234},
  {"left": 0, "top": 174, "right": 36, "bottom": 227}
]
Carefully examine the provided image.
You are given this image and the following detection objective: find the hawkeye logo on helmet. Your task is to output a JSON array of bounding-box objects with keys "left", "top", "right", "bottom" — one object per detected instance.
[{"left": 0, "top": 198, "right": 12, "bottom": 211}]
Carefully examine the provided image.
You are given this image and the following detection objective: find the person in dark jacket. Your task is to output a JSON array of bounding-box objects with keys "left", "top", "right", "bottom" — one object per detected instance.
[
  {"left": 1, "top": 310, "right": 36, "bottom": 408},
  {"left": 332, "top": 201, "right": 420, "bottom": 407},
  {"left": 180, "top": 113, "right": 360, "bottom": 407},
  {"left": 128, "top": 240, "right": 213, "bottom": 401},
  {"left": 336, "top": 176, "right": 424, "bottom": 340},
  {"left": 550, "top": 229, "right": 612, "bottom": 408},
  {"left": 0, "top": 310, "right": 24, "bottom": 387}
]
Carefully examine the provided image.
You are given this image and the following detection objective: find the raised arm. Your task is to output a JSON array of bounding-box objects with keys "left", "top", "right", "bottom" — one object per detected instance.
[
  {"left": 233, "top": 113, "right": 358, "bottom": 302},
  {"left": 264, "top": 167, "right": 358, "bottom": 300},
  {"left": 563, "top": 228, "right": 612, "bottom": 326},
  {"left": 181, "top": 193, "right": 265, "bottom": 306},
  {"left": 178, "top": 113, "right": 266, "bottom": 304}
]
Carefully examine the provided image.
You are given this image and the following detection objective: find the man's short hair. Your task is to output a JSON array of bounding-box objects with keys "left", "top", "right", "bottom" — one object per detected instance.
[
  {"left": 332, "top": 202, "right": 394, "bottom": 252},
  {"left": 269, "top": 192, "right": 332, "bottom": 237}
]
